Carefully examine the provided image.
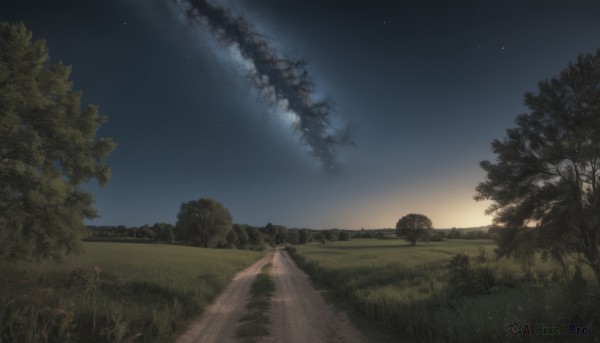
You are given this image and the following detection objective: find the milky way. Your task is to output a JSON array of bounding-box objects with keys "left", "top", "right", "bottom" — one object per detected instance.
[{"left": 172, "top": 0, "right": 352, "bottom": 172}]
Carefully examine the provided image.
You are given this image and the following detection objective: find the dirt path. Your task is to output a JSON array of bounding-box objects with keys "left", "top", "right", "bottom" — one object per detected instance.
[
  {"left": 261, "top": 248, "right": 365, "bottom": 343},
  {"left": 176, "top": 252, "right": 273, "bottom": 343},
  {"left": 177, "top": 248, "right": 365, "bottom": 343}
]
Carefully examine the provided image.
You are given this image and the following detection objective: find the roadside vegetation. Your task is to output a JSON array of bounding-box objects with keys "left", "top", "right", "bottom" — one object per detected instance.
[
  {"left": 0, "top": 242, "right": 266, "bottom": 342},
  {"left": 287, "top": 239, "right": 599, "bottom": 343},
  {"left": 235, "top": 262, "right": 275, "bottom": 342}
]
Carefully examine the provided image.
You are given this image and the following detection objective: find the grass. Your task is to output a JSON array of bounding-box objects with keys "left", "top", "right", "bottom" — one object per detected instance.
[
  {"left": 235, "top": 262, "right": 275, "bottom": 342},
  {"left": 0, "top": 242, "right": 267, "bottom": 342},
  {"left": 286, "top": 239, "right": 599, "bottom": 343}
]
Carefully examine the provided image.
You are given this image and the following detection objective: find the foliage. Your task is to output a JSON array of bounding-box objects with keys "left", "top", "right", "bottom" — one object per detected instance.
[
  {"left": 261, "top": 223, "right": 288, "bottom": 246},
  {"left": 175, "top": 198, "right": 232, "bottom": 248},
  {"left": 153, "top": 223, "right": 175, "bottom": 243},
  {"left": 338, "top": 231, "right": 351, "bottom": 241},
  {"left": 287, "top": 229, "right": 299, "bottom": 245},
  {"left": 475, "top": 49, "right": 600, "bottom": 284},
  {"left": 395, "top": 214, "right": 433, "bottom": 246},
  {"left": 230, "top": 224, "right": 250, "bottom": 249},
  {"left": 0, "top": 22, "right": 116, "bottom": 261},
  {"left": 447, "top": 252, "right": 500, "bottom": 296},
  {"left": 446, "top": 228, "right": 462, "bottom": 239},
  {"left": 246, "top": 226, "right": 264, "bottom": 247},
  {"left": 298, "top": 229, "right": 312, "bottom": 244}
]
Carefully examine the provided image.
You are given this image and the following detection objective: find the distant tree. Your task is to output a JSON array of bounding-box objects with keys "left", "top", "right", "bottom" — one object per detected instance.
[
  {"left": 312, "top": 232, "right": 326, "bottom": 244},
  {"left": 475, "top": 49, "right": 600, "bottom": 284},
  {"left": 137, "top": 225, "right": 155, "bottom": 239},
  {"left": 395, "top": 214, "right": 433, "bottom": 246},
  {"left": 225, "top": 228, "right": 238, "bottom": 247},
  {"left": 245, "top": 226, "right": 264, "bottom": 247},
  {"left": 288, "top": 229, "right": 300, "bottom": 245},
  {"left": 274, "top": 225, "right": 288, "bottom": 245},
  {"left": 338, "top": 231, "right": 351, "bottom": 241},
  {"left": 128, "top": 228, "right": 138, "bottom": 238},
  {"left": 430, "top": 230, "right": 444, "bottom": 241},
  {"left": 115, "top": 225, "right": 128, "bottom": 237},
  {"left": 233, "top": 224, "right": 250, "bottom": 248},
  {"left": 322, "top": 229, "right": 339, "bottom": 241},
  {"left": 0, "top": 22, "right": 116, "bottom": 261},
  {"left": 354, "top": 228, "right": 375, "bottom": 238},
  {"left": 153, "top": 223, "right": 175, "bottom": 243},
  {"left": 447, "top": 227, "right": 462, "bottom": 239},
  {"left": 298, "top": 229, "right": 311, "bottom": 244},
  {"left": 175, "top": 198, "right": 233, "bottom": 248},
  {"left": 263, "top": 223, "right": 277, "bottom": 236}
]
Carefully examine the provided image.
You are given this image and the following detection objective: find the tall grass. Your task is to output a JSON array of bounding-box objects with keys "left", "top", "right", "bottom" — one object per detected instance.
[
  {"left": 287, "top": 239, "right": 598, "bottom": 343},
  {"left": 0, "top": 242, "right": 266, "bottom": 342}
]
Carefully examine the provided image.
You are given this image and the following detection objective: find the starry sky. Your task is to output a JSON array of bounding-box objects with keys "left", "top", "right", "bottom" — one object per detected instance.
[{"left": 3, "top": 0, "right": 600, "bottom": 229}]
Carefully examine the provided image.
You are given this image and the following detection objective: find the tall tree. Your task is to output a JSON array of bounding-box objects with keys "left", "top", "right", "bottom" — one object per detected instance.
[
  {"left": 475, "top": 49, "right": 600, "bottom": 284},
  {"left": 245, "top": 226, "right": 264, "bottom": 247},
  {"left": 0, "top": 22, "right": 116, "bottom": 261},
  {"left": 395, "top": 214, "right": 433, "bottom": 246},
  {"left": 288, "top": 228, "right": 299, "bottom": 245},
  {"left": 175, "top": 198, "right": 233, "bottom": 248},
  {"left": 298, "top": 229, "right": 312, "bottom": 244},
  {"left": 233, "top": 224, "right": 250, "bottom": 248}
]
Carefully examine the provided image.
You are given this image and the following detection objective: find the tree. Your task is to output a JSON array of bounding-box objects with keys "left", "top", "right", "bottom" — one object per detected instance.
[
  {"left": 288, "top": 228, "right": 299, "bottom": 245},
  {"left": 245, "top": 226, "right": 264, "bottom": 247},
  {"left": 475, "top": 49, "right": 600, "bottom": 284},
  {"left": 274, "top": 225, "right": 288, "bottom": 245},
  {"left": 225, "top": 228, "right": 238, "bottom": 247},
  {"left": 447, "top": 227, "right": 462, "bottom": 239},
  {"left": 0, "top": 22, "right": 116, "bottom": 261},
  {"left": 395, "top": 214, "right": 433, "bottom": 246},
  {"left": 153, "top": 223, "right": 175, "bottom": 243},
  {"left": 233, "top": 224, "right": 250, "bottom": 248},
  {"left": 298, "top": 229, "right": 311, "bottom": 244},
  {"left": 338, "top": 230, "right": 351, "bottom": 241},
  {"left": 175, "top": 198, "right": 233, "bottom": 248},
  {"left": 263, "top": 223, "right": 277, "bottom": 236},
  {"left": 322, "top": 229, "right": 339, "bottom": 241}
]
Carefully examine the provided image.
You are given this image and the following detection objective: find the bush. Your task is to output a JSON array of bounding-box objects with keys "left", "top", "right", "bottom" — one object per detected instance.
[{"left": 448, "top": 252, "right": 499, "bottom": 296}]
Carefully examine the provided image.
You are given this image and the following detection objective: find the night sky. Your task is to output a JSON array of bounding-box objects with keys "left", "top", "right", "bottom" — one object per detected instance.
[{"left": 3, "top": 0, "right": 600, "bottom": 229}]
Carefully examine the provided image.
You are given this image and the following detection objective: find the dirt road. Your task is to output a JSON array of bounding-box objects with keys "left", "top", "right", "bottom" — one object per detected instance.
[
  {"left": 176, "top": 253, "right": 273, "bottom": 343},
  {"left": 262, "top": 248, "right": 365, "bottom": 343},
  {"left": 177, "top": 248, "right": 365, "bottom": 343}
]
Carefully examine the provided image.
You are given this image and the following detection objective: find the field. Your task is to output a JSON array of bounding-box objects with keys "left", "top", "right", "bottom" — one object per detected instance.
[
  {"left": 0, "top": 242, "right": 267, "bottom": 342},
  {"left": 287, "top": 239, "right": 599, "bottom": 342}
]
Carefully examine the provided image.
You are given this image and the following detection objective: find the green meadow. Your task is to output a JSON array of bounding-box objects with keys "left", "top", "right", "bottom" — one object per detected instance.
[
  {"left": 287, "top": 239, "right": 599, "bottom": 343},
  {"left": 0, "top": 242, "right": 266, "bottom": 342}
]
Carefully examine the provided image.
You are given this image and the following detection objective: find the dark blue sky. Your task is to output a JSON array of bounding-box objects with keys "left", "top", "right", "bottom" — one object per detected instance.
[{"left": 3, "top": 0, "right": 600, "bottom": 229}]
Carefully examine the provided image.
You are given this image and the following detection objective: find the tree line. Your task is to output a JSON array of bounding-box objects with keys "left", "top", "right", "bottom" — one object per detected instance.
[{"left": 86, "top": 198, "right": 353, "bottom": 249}]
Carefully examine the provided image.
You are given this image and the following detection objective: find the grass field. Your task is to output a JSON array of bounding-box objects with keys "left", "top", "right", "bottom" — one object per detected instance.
[
  {"left": 287, "top": 239, "right": 599, "bottom": 343},
  {"left": 0, "top": 242, "right": 267, "bottom": 342}
]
